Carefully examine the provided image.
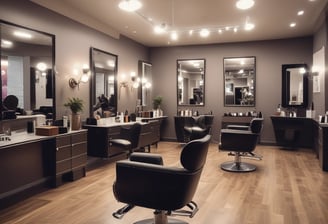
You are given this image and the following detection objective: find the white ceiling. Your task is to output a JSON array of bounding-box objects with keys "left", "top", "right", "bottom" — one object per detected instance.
[{"left": 30, "top": 0, "right": 327, "bottom": 47}]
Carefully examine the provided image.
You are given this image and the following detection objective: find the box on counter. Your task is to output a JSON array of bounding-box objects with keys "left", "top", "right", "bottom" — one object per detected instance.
[{"left": 35, "top": 126, "right": 59, "bottom": 136}]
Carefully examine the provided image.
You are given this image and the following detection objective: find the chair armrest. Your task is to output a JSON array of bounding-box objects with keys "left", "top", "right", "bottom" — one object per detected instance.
[
  {"left": 226, "top": 125, "right": 249, "bottom": 130},
  {"left": 130, "top": 152, "right": 163, "bottom": 165}
]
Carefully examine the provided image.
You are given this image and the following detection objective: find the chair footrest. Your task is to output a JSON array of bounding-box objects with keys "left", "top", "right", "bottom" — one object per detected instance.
[
  {"left": 113, "top": 204, "right": 135, "bottom": 219},
  {"left": 169, "top": 201, "right": 199, "bottom": 218}
]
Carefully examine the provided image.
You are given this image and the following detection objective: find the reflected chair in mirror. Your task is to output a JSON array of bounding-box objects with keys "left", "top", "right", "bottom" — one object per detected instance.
[
  {"left": 109, "top": 123, "right": 142, "bottom": 157},
  {"left": 183, "top": 115, "right": 214, "bottom": 142},
  {"left": 112, "top": 135, "right": 211, "bottom": 224},
  {"left": 219, "top": 118, "right": 263, "bottom": 172}
]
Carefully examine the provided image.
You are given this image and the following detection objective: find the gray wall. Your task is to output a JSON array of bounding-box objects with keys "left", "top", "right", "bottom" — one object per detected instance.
[
  {"left": 150, "top": 38, "right": 313, "bottom": 143},
  {"left": 0, "top": 0, "right": 149, "bottom": 120}
]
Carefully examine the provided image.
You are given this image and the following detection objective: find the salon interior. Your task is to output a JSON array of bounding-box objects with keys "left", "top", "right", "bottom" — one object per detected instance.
[{"left": 1, "top": 0, "right": 328, "bottom": 223}]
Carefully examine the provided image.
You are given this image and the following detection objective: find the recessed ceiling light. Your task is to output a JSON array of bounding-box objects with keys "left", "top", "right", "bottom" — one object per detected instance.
[
  {"left": 170, "top": 31, "right": 178, "bottom": 41},
  {"left": 297, "top": 10, "right": 304, "bottom": 16},
  {"left": 290, "top": 22, "right": 296, "bottom": 27},
  {"left": 236, "top": 0, "right": 255, "bottom": 10},
  {"left": 199, "top": 29, "right": 210, "bottom": 37},
  {"left": 1, "top": 39, "right": 13, "bottom": 48},
  {"left": 154, "top": 23, "right": 167, "bottom": 34},
  {"left": 118, "top": 0, "right": 142, "bottom": 12}
]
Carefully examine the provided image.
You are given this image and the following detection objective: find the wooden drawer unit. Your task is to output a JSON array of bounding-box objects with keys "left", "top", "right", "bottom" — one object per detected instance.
[{"left": 50, "top": 130, "right": 87, "bottom": 187}]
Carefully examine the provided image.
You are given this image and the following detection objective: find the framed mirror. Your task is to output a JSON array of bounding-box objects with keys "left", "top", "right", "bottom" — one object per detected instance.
[
  {"left": 281, "top": 64, "right": 308, "bottom": 108},
  {"left": 90, "top": 47, "right": 118, "bottom": 117},
  {"left": 0, "top": 20, "right": 55, "bottom": 119},
  {"left": 138, "top": 61, "right": 152, "bottom": 111},
  {"left": 177, "top": 59, "right": 205, "bottom": 106},
  {"left": 224, "top": 57, "right": 256, "bottom": 107}
]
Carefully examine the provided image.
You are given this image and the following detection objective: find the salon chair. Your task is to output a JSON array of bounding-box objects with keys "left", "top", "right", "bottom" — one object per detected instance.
[
  {"left": 112, "top": 135, "right": 211, "bottom": 224},
  {"left": 219, "top": 118, "right": 263, "bottom": 172},
  {"left": 110, "top": 123, "right": 142, "bottom": 156},
  {"left": 184, "top": 115, "right": 214, "bottom": 142}
]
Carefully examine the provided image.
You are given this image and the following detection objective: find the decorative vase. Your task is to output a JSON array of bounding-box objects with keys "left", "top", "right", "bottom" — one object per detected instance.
[{"left": 71, "top": 114, "right": 81, "bottom": 130}]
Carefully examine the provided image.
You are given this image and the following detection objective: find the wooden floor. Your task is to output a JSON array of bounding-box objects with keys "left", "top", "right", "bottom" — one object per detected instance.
[{"left": 1, "top": 142, "right": 328, "bottom": 224}]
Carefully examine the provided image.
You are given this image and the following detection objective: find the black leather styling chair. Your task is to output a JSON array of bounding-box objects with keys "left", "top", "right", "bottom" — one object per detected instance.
[
  {"left": 183, "top": 115, "right": 214, "bottom": 141},
  {"left": 219, "top": 118, "right": 263, "bottom": 172},
  {"left": 112, "top": 135, "right": 211, "bottom": 224},
  {"left": 110, "top": 123, "right": 142, "bottom": 156}
]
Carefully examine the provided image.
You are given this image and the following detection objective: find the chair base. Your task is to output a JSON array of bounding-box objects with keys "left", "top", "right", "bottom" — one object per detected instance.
[
  {"left": 134, "top": 218, "right": 188, "bottom": 224},
  {"left": 134, "top": 210, "right": 188, "bottom": 224},
  {"left": 220, "top": 161, "right": 256, "bottom": 172}
]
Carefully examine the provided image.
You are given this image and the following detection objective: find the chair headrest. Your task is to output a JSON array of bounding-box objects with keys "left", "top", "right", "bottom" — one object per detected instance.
[
  {"left": 181, "top": 135, "right": 211, "bottom": 171},
  {"left": 250, "top": 118, "right": 263, "bottom": 133}
]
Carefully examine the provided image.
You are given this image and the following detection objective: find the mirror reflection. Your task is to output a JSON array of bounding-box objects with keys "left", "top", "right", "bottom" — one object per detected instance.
[
  {"left": 90, "top": 47, "right": 117, "bottom": 118},
  {"left": 282, "top": 64, "right": 308, "bottom": 108},
  {"left": 0, "top": 20, "right": 55, "bottom": 119},
  {"left": 138, "top": 61, "right": 152, "bottom": 111},
  {"left": 224, "top": 57, "right": 256, "bottom": 106},
  {"left": 177, "top": 59, "right": 205, "bottom": 106}
]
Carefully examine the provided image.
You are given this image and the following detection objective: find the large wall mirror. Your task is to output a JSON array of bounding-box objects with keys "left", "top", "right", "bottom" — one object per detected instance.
[
  {"left": 281, "top": 64, "right": 308, "bottom": 108},
  {"left": 90, "top": 47, "right": 117, "bottom": 117},
  {"left": 177, "top": 59, "right": 205, "bottom": 106},
  {"left": 0, "top": 20, "right": 55, "bottom": 119},
  {"left": 138, "top": 60, "right": 152, "bottom": 111},
  {"left": 224, "top": 57, "right": 256, "bottom": 107}
]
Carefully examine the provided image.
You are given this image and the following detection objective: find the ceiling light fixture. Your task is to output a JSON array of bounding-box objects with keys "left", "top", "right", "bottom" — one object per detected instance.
[
  {"left": 118, "top": 0, "right": 142, "bottom": 12},
  {"left": 290, "top": 22, "right": 296, "bottom": 27},
  {"left": 13, "top": 31, "right": 32, "bottom": 39},
  {"left": 200, "top": 29, "right": 210, "bottom": 37},
  {"left": 297, "top": 10, "right": 304, "bottom": 16},
  {"left": 236, "top": 0, "right": 255, "bottom": 10}
]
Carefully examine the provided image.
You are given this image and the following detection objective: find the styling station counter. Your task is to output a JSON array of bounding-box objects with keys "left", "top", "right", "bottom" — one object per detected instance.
[
  {"left": 0, "top": 129, "right": 87, "bottom": 209},
  {"left": 84, "top": 116, "right": 167, "bottom": 158},
  {"left": 271, "top": 116, "right": 328, "bottom": 171}
]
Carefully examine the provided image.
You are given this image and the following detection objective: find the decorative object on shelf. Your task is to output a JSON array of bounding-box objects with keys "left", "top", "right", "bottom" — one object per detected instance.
[
  {"left": 153, "top": 96, "right": 163, "bottom": 117},
  {"left": 64, "top": 97, "right": 84, "bottom": 130}
]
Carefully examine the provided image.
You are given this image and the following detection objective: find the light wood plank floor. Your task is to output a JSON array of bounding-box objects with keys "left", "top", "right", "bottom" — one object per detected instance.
[{"left": 1, "top": 142, "right": 328, "bottom": 224}]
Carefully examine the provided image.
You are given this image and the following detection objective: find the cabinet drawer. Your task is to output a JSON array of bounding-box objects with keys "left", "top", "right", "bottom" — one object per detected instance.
[
  {"left": 108, "top": 126, "right": 121, "bottom": 139},
  {"left": 56, "top": 145, "right": 71, "bottom": 161},
  {"left": 72, "top": 154, "right": 87, "bottom": 168},
  {"left": 71, "top": 132, "right": 87, "bottom": 144},
  {"left": 72, "top": 142, "right": 87, "bottom": 156},
  {"left": 56, "top": 160, "right": 71, "bottom": 174},
  {"left": 56, "top": 135, "right": 71, "bottom": 147}
]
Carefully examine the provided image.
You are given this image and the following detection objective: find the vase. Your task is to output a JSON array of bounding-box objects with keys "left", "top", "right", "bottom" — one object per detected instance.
[{"left": 71, "top": 114, "right": 81, "bottom": 130}]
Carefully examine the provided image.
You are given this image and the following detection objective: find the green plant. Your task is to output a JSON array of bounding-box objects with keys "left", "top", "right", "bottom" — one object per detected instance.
[
  {"left": 64, "top": 97, "right": 84, "bottom": 114},
  {"left": 153, "top": 96, "right": 163, "bottom": 109}
]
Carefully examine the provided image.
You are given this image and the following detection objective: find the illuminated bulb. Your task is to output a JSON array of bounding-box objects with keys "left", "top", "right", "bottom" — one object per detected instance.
[
  {"left": 290, "top": 23, "right": 296, "bottom": 27},
  {"left": 244, "top": 22, "right": 255, "bottom": 30},
  {"left": 199, "top": 29, "right": 210, "bottom": 37},
  {"left": 236, "top": 0, "right": 255, "bottom": 10},
  {"left": 118, "top": 0, "right": 142, "bottom": 12},
  {"left": 13, "top": 31, "right": 32, "bottom": 39},
  {"left": 189, "top": 30, "right": 194, "bottom": 35},
  {"left": 132, "top": 82, "right": 139, "bottom": 88},
  {"left": 145, "top": 82, "right": 151, "bottom": 88},
  {"left": 171, "top": 31, "right": 178, "bottom": 40},
  {"left": 297, "top": 10, "right": 304, "bottom": 16},
  {"left": 36, "top": 62, "right": 47, "bottom": 72}
]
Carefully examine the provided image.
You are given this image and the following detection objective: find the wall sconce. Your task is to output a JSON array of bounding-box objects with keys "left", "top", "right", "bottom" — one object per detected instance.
[{"left": 69, "top": 64, "right": 90, "bottom": 89}]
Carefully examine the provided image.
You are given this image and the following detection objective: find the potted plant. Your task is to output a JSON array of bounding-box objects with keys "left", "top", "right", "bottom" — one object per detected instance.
[
  {"left": 153, "top": 96, "right": 163, "bottom": 117},
  {"left": 64, "top": 97, "right": 84, "bottom": 130}
]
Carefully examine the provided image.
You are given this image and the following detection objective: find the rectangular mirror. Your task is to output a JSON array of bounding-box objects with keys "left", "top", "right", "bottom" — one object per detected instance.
[
  {"left": 177, "top": 59, "right": 205, "bottom": 106},
  {"left": 90, "top": 47, "right": 118, "bottom": 117},
  {"left": 0, "top": 20, "right": 55, "bottom": 119},
  {"left": 224, "top": 56, "right": 256, "bottom": 107},
  {"left": 281, "top": 64, "right": 308, "bottom": 108},
  {"left": 138, "top": 61, "right": 152, "bottom": 111}
]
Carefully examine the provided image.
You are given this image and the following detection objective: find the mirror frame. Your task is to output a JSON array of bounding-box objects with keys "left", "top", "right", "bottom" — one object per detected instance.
[
  {"left": 281, "top": 63, "right": 308, "bottom": 108},
  {"left": 223, "top": 56, "right": 256, "bottom": 107},
  {"left": 177, "top": 59, "right": 206, "bottom": 107},
  {"left": 89, "top": 47, "right": 118, "bottom": 117},
  {"left": 0, "top": 20, "right": 56, "bottom": 120}
]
